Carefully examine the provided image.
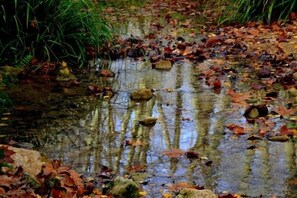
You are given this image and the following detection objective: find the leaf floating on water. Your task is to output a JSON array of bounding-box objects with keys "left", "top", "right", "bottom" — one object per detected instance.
[
  {"left": 98, "top": 69, "right": 115, "bottom": 77},
  {"left": 226, "top": 124, "right": 246, "bottom": 135},
  {"left": 162, "top": 148, "right": 184, "bottom": 158},
  {"left": 274, "top": 106, "right": 297, "bottom": 116},
  {"left": 162, "top": 193, "right": 173, "bottom": 198},
  {"left": 280, "top": 125, "right": 297, "bottom": 135}
]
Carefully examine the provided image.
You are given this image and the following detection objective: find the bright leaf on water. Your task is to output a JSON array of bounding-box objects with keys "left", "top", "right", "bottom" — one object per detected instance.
[
  {"left": 226, "top": 123, "right": 245, "bottom": 135},
  {"left": 162, "top": 148, "right": 184, "bottom": 158}
]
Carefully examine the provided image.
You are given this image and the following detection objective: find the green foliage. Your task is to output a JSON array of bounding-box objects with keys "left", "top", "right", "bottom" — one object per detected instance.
[
  {"left": 0, "top": 149, "right": 13, "bottom": 173},
  {"left": 101, "top": 0, "right": 147, "bottom": 8},
  {"left": 0, "top": 0, "right": 111, "bottom": 67},
  {"left": 219, "top": 0, "right": 297, "bottom": 24},
  {"left": 0, "top": 91, "right": 12, "bottom": 116},
  {"left": 17, "top": 55, "right": 33, "bottom": 68}
]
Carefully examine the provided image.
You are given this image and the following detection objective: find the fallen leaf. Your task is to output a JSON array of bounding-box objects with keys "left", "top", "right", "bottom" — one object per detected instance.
[
  {"left": 274, "top": 106, "right": 297, "bottom": 116},
  {"left": 226, "top": 124, "right": 245, "bottom": 135},
  {"left": 227, "top": 89, "right": 250, "bottom": 104},
  {"left": 162, "top": 148, "right": 184, "bottom": 158},
  {"left": 280, "top": 125, "right": 297, "bottom": 135}
]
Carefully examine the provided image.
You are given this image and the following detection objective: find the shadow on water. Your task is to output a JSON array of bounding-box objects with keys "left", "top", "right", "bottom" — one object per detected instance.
[{"left": 0, "top": 11, "right": 297, "bottom": 198}]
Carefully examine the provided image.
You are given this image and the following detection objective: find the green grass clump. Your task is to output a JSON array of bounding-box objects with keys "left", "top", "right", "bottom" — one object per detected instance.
[
  {"left": 0, "top": 0, "right": 111, "bottom": 67},
  {"left": 219, "top": 0, "right": 297, "bottom": 24},
  {"left": 101, "top": 0, "right": 147, "bottom": 8}
]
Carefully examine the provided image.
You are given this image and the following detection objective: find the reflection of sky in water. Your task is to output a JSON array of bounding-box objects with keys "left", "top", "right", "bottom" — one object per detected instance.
[{"left": 4, "top": 55, "right": 295, "bottom": 197}]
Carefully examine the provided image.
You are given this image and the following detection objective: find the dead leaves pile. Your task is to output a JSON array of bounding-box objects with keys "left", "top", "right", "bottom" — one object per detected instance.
[{"left": 0, "top": 145, "right": 109, "bottom": 198}]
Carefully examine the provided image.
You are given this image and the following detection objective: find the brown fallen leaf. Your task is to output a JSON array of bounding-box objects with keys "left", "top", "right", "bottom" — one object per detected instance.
[
  {"left": 162, "top": 148, "right": 184, "bottom": 158},
  {"left": 0, "top": 145, "right": 15, "bottom": 163},
  {"left": 226, "top": 123, "right": 245, "bottom": 135}
]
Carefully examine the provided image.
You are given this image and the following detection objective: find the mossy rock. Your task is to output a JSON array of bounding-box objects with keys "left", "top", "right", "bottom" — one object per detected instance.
[
  {"left": 267, "top": 135, "right": 289, "bottom": 142},
  {"left": 153, "top": 60, "right": 172, "bottom": 70},
  {"left": 130, "top": 88, "right": 153, "bottom": 102},
  {"left": 111, "top": 176, "right": 140, "bottom": 198},
  {"left": 139, "top": 117, "right": 157, "bottom": 127}
]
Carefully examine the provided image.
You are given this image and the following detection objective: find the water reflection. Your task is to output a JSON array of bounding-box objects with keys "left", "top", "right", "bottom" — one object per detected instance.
[{"left": 1, "top": 49, "right": 297, "bottom": 198}]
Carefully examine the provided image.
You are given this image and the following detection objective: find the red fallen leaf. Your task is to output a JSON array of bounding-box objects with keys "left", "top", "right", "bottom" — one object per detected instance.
[
  {"left": 162, "top": 148, "right": 184, "bottom": 158},
  {"left": 212, "top": 79, "right": 222, "bottom": 89},
  {"left": 226, "top": 124, "right": 245, "bottom": 135},
  {"left": 99, "top": 69, "right": 115, "bottom": 77},
  {"left": 256, "top": 119, "right": 275, "bottom": 136},
  {"left": 168, "top": 181, "right": 195, "bottom": 192},
  {"left": 205, "top": 36, "right": 222, "bottom": 47},
  {"left": 145, "top": 33, "right": 156, "bottom": 39},
  {"left": 52, "top": 189, "right": 74, "bottom": 198},
  {"left": 185, "top": 151, "right": 199, "bottom": 159},
  {"left": 227, "top": 89, "right": 250, "bottom": 103},
  {"left": 164, "top": 46, "right": 173, "bottom": 54},
  {"left": 280, "top": 125, "right": 297, "bottom": 135},
  {"left": 37, "top": 162, "right": 57, "bottom": 179},
  {"left": 0, "top": 175, "right": 18, "bottom": 189},
  {"left": 290, "top": 12, "right": 297, "bottom": 20},
  {"left": 274, "top": 106, "right": 297, "bottom": 116},
  {"left": 125, "top": 139, "right": 143, "bottom": 146},
  {"left": 127, "top": 164, "right": 146, "bottom": 172},
  {"left": 59, "top": 169, "right": 84, "bottom": 196},
  {"left": 0, "top": 145, "right": 15, "bottom": 163},
  {"left": 182, "top": 46, "right": 194, "bottom": 56}
]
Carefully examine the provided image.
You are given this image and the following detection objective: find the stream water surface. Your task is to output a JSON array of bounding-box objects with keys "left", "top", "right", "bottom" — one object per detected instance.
[{"left": 1, "top": 7, "right": 297, "bottom": 198}]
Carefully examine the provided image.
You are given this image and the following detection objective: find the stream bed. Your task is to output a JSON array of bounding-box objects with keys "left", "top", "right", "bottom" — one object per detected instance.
[{"left": 1, "top": 3, "right": 297, "bottom": 198}]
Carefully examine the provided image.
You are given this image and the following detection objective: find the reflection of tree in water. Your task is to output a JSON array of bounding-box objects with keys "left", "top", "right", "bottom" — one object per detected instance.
[{"left": 8, "top": 57, "right": 295, "bottom": 197}]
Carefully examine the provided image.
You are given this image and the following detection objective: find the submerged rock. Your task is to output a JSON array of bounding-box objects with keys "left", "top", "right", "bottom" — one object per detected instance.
[
  {"left": 111, "top": 176, "right": 140, "bottom": 198},
  {"left": 139, "top": 117, "right": 157, "bottom": 127},
  {"left": 153, "top": 60, "right": 172, "bottom": 70},
  {"left": 267, "top": 135, "right": 289, "bottom": 142},
  {"left": 130, "top": 88, "right": 153, "bottom": 101},
  {"left": 176, "top": 188, "right": 218, "bottom": 198}
]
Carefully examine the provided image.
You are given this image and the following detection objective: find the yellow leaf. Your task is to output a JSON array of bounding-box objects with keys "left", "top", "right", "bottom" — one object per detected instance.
[
  {"left": 139, "top": 191, "right": 147, "bottom": 196},
  {"left": 61, "top": 61, "right": 67, "bottom": 67},
  {"left": 162, "top": 193, "right": 173, "bottom": 198}
]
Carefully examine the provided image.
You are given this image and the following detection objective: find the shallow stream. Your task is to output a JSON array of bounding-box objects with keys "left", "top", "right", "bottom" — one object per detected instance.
[{"left": 1, "top": 6, "right": 297, "bottom": 198}]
